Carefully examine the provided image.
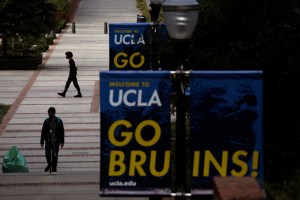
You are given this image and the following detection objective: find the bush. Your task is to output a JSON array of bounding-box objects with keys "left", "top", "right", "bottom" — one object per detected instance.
[
  {"left": 0, "top": 55, "right": 42, "bottom": 70},
  {"left": 136, "top": 0, "right": 151, "bottom": 22},
  {"left": 49, "top": 0, "right": 70, "bottom": 32},
  {"left": 0, "top": 0, "right": 67, "bottom": 70},
  {"left": 54, "top": 20, "right": 68, "bottom": 33},
  {"left": 0, "top": 104, "right": 10, "bottom": 124}
]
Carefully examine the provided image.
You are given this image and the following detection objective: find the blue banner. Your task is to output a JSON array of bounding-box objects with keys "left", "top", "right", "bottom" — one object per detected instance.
[
  {"left": 189, "top": 71, "right": 264, "bottom": 194},
  {"left": 109, "top": 23, "right": 151, "bottom": 70},
  {"left": 100, "top": 71, "right": 172, "bottom": 196}
]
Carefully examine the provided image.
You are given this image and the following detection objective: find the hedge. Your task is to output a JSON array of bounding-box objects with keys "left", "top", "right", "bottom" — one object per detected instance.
[{"left": 0, "top": 55, "right": 42, "bottom": 70}]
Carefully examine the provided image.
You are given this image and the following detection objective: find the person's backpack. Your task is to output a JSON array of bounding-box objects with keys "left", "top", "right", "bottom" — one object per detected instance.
[{"left": 46, "top": 117, "right": 62, "bottom": 144}]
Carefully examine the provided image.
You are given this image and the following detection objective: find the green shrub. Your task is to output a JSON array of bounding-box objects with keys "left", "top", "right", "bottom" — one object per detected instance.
[
  {"left": 54, "top": 20, "right": 68, "bottom": 33},
  {"left": 48, "top": 0, "right": 70, "bottom": 32},
  {"left": 0, "top": 55, "right": 42, "bottom": 70},
  {"left": 136, "top": 0, "right": 164, "bottom": 22},
  {"left": 136, "top": 0, "right": 151, "bottom": 22},
  {"left": 44, "top": 34, "right": 57, "bottom": 45},
  {"left": 0, "top": 104, "right": 10, "bottom": 124},
  {"left": 0, "top": 0, "right": 70, "bottom": 70}
]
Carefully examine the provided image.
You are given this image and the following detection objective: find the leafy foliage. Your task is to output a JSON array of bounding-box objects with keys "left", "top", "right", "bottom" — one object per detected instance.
[
  {"left": 188, "top": 0, "right": 300, "bottom": 72},
  {"left": 0, "top": 104, "right": 10, "bottom": 123},
  {"left": 187, "top": 0, "right": 300, "bottom": 198},
  {"left": 136, "top": 0, "right": 151, "bottom": 22},
  {"left": 138, "top": 0, "right": 300, "bottom": 198},
  {"left": 0, "top": 0, "right": 56, "bottom": 36},
  {"left": 0, "top": 0, "right": 69, "bottom": 69},
  {"left": 48, "top": 0, "right": 70, "bottom": 32},
  {"left": 0, "top": 0, "right": 57, "bottom": 57}
]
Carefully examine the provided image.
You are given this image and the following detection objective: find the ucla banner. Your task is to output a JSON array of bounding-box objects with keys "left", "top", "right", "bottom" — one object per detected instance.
[
  {"left": 189, "top": 71, "right": 264, "bottom": 194},
  {"left": 109, "top": 23, "right": 151, "bottom": 70},
  {"left": 100, "top": 71, "right": 172, "bottom": 196}
]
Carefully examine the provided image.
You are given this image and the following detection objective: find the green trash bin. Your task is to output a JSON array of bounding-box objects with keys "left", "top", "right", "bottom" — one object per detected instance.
[{"left": 2, "top": 146, "right": 29, "bottom": 173}]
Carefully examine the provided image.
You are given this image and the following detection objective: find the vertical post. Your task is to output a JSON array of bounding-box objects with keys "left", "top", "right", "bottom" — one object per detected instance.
[
  {"left": 175, "top": 71, "right": 187, "bottom": 200},
  {"left": 72, "top": 22, "right": 76, "bottom": 34},
  {"left": 104, "top": 22, "right": 108, "bottom": 34},
  {"left": 150, "top": 3, "right": 161, "bottom": 22},
  {"left": 172, "top": 39, "right": 190, "bottom": 199},
  {"left": 150, "top": 23, "right": 159, "bottom": 70},
  {"left": 149, "top": 3, "right": 162, "bottom": 71}
]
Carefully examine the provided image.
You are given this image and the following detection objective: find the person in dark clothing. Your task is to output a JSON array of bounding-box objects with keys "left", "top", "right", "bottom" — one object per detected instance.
[
  {"left": 58, "top": 51, "right": 82, "bottom": 97},
  {"left": 40, "top": 107, "right": 65, "bottom": 173}
]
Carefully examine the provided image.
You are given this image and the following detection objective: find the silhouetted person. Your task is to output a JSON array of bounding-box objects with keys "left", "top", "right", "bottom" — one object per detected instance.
[
  {"left": 40, "top": 107, "right": 65, "bottom": 173},
  {"left": 58, "top": 51, "right": 82, "bottom": 97}
]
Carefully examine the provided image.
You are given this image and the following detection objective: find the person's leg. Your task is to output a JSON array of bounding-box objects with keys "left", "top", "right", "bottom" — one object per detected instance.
[
  {"left": 73, "top": 76, "right": 82, "bottom": 97},
  {"left": 58, "top": 76, "right": 72, "bottom": 97},
  {"left": 45, "top": 143, "right": 52, "bottom": 172},
  {"left": 51, "top": 143, "right": 60, "bottom": 172}
]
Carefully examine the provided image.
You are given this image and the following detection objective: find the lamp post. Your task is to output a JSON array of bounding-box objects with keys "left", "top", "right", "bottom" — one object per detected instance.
[
  {"left": 149, "top": 0, "right": 164, "bottom": 70},
  {"left": 149, "top": 0, "right": 164, "bottom": 22},
  {"left": 148, "top": 2, "right": 165, "bottom": 199},
  {"left": 163, "top": 0, "right": 199, "bottom": 69},
  {"left": 162, "top": 0, "right": 199, "bottom": 199}
]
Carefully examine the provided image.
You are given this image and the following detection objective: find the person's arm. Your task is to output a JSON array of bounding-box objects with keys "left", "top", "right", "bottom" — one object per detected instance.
[
  {"left": 40, "top": 119, "right": 47, "bottom": 148},
  {"left": 69, "top": 59, "right": 77, "bottom": 72},
  {"left": 59, "top": 118, "right": 65, "bottom": 148}
]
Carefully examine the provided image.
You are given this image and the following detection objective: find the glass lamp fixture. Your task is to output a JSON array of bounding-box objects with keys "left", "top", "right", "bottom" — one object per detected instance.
[{"left": 162, "top": 0, "right": 199, "bottom": 40}]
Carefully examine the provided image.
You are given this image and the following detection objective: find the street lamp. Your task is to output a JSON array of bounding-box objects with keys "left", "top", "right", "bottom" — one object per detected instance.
[
  {"left": 163, "top": 0, "right": 199, "bottom": 69},
  {"left": 148, "top": 0, "right": 165, "bottom": 70},
  {"left": 163, "top": 0, "right": 199, "bottom": 40},
  {"left": 162, "top": 0, "right": 199, "bottom": 199},
  {"left": 149, "top": 0, "right": 165, "bottom": 22}
]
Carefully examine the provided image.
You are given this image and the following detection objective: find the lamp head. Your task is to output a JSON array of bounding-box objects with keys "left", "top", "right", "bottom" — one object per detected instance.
[{"left": 163, "top": 0, "right": 199, "bottom": 40}]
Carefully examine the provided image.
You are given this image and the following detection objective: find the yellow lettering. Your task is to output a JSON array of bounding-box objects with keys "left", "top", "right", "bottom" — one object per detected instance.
[
  {"left": 150, "top": 151, "right": 170, "bottom": 177},
  {"left": 204, "top": 150, "right": 228, "bottom": 177},
  {"left": 135, "top": 120, "right": 161, "bottom": 147},
  {"left": 114, "top": 52, "right": 128, "bottom": 68},
  {"left": 231, "top": 150, "right": 248, "bottom": 177},
  {"left": 114, "top": 52, "right": 145, "bottom": 69},
  {"left": 129, "top": 151, "right": 146, "bottom": 176},
  {"left": 108, "top": 120, "right": 132, "bottom": 146},
  {"left": 192, "top": 151, "right": 200, "bottom": 177},
  {"left": 130, "top": 52, "right": 145, "bottom": 68},
  {"left": 109, "top": 151, "right": 126, "bottom": 176}
]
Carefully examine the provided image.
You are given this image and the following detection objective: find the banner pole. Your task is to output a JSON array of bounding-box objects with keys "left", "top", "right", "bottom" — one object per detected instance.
[{"left": 175, "top": 70, "right": 187, "bottom": 200}]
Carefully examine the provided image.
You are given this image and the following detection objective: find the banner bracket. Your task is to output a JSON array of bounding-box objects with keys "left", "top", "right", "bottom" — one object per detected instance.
[
  {"left": 170, "top": 70, "right": 191, "bottom": 75},
  {"left": 171, "top": 192, "right": 192, "bottom": 197}
]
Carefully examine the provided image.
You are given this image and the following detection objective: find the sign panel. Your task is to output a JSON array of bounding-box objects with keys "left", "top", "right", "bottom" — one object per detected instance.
[
  {"left": 189, "top": 71, "right": 264, "bottom": 194},
  {"left": 109, "top": 23, "right": 151, "bottom": 70},
  {"left": 100, "top": 71, "right": 172, "bottom": 196}
]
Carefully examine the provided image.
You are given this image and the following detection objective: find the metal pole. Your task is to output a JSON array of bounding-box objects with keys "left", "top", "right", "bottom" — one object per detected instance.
[
  {"left": 104, "top": 22, "right": 108, "bottom": 34},
  {"left": 172, "top": 39, "right": 190, "bottom": 200},
  {"left": 150, "top": 3, "right": 161, "bottom": 22},
  {"left": 150, "top": 22, "right": 159, "bottom": 70},
  {"left": 72, "top": 22, "right": 76, "bottom": 34},
  {"left": 175, "top": 70, "right": 187, "bottom": 200}
]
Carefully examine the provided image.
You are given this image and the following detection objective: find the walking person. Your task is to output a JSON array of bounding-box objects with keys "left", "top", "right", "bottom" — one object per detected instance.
[
  {"left": 40, "top": 107, "right": 65, "bottom": 173},
  {"left": 58, "top": 51, "right": 82, "bottom": 97}
]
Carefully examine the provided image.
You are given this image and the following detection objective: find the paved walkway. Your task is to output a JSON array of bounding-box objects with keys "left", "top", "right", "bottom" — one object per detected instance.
[{"left": 0, "top": 0, "right": 150, "bottom": 199}]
